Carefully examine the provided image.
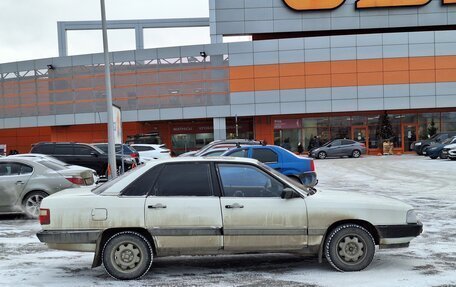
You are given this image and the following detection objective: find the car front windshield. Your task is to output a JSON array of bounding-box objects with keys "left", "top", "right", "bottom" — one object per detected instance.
[
  {"left": 261, "top": 163, "right": 310, "bottom": 195},
  {"left": 442, "top": 137, "right": 453, "bottom": 145}
]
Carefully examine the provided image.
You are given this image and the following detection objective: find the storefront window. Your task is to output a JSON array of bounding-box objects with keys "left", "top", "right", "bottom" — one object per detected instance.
[
  {"left": 352, "top": 116, "right": 367, "bottom": 126},
  {"left": 442, "top": 112, "right": 456, "bottom": 132},
  {"left": 330, "top": 116, "right": 351, "bottom": 140},
  {"left": 418, "top": 113, "right": 440, "bottom": 139}
]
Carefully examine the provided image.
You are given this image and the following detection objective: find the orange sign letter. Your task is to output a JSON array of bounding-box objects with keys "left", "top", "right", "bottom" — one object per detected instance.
[
  {"left": 283, "top": 0, "right": 345, "bottom": 10},
  {"left": 443, "top": 0, "right": 456, "bottom": 3},
  {"left": 356, "top": 0, "right": 431, "bottom": 8}
]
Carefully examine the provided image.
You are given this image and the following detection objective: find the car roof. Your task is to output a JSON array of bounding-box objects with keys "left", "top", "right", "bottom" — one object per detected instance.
[{"left": 147, "top": 155, "right": 260, "bottom": 165}]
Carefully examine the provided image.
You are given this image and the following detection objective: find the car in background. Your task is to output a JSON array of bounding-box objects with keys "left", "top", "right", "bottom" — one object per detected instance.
[
  {"left": 310, "top": 139, "right": 366, "bottom": 159},
  {"left": 0, "top": 157, "right": 94, "bottom": 218},
  {"left": 8, "top": 153, "right": 100, "bottom": 183},
  {"left": 412, "top": 132, "right": 456, "bottom": 155},
  {"left": 424, "top": 136, "right": 456, "bottom": 159},
  {"left": 179, "top": 139, "right": 261, "bottom": 157},
  {"left": 448, "top": 147, "right": 456, "bottom": 160},
  {"left": 442, "top": 143, "right": 456, "bottom": 160},
  {"left": 221, "top": 145, "right": 317, "bottom": 187},
  {"left": 130, "top": 144, "right": 171, "bottom": 161},
  {"left": 199, "top": 147, "right": 233, "bottom": 157},
  {"left": 37, "top": 157, "right": 422, "bottom": 280},
  {"left": 30, "top": 142, "right": 134, "bottom": 177},
  {"left": 93, "top": 143, "right": 140, "bottom": 165}
]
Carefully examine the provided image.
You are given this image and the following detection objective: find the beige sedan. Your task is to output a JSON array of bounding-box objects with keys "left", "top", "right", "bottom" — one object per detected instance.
[{"left": 0, "top": 157, "right": 94, "bottom": 218}]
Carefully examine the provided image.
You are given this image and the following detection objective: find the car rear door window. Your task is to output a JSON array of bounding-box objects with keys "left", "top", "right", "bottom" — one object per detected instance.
[
  {"left": 154, "top": 163, "right": 213, "bottom": 196},
  {"left": 342, "top": 140, "right": 355, "bottom": 145},
  {"left": 20, "top": 164, "right": 33, "bottom": 174},
  {"left": 54, "top": 145, "right": 74, "bottom": 155},
  {"left": 0, "top": 163, "right": 23, "bottom": 176},
  {"left": 227, "top": 149, "right": 248, "bottom": 158},
  {"left": 331, "top": 140, "right": 342, "bottom": 146},
  {"left": 252, "top": 148, "right": 278, "bottom": 163},
  {"left": 217, "top": 164, "right": 284, "bottom": 197}
]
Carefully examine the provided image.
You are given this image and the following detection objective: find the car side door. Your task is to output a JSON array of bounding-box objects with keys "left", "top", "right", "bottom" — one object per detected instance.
[
  {"left": 250, "top": 147, "right": 281, "bottom": 172},
  {"left": 73, "top": 145, "right": 104, "bottom": 174},
  {"left": 217, "top": 163, "right": 308, "bottom": 252},
  {"left": 144, "top": 162, "right": 223, "bottom": 255},
  {"left": 0, "top": 163, "right": 33, "bottom": 211}
]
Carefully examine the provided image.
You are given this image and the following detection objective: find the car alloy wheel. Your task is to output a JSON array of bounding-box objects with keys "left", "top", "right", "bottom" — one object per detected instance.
[
  {"left": 318, "top": 151, "right": 327, "bottom": 159},
  {"left": 22, "top": 191, "right": 48, "bottom": 218},
  {"left": 325, "top": 224, "right": 375, "bottom": 272},
  {"left": 102, "top": 231, "right": 153, "bottom": 280},
  {"left": 352, "top": 150, "right": 361, "bottom": 158}
]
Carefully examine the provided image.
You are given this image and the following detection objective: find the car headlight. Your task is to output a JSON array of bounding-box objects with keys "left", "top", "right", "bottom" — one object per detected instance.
[
  {"left": 415, "top": 142, "right": 422, "bottom": 146},
  {"left": 406, "top": 210, "right": 418, "bottom": 224}
]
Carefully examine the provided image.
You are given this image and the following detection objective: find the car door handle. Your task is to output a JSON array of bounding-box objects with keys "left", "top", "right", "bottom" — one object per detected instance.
[
  {"left": 225, "top": 203, "right": 244, "bottom": 209},
  {"left": 15, "top": 181, "right": 24, "bottom": 185},
  {"left": 148, "top": 203, "right": 167, "bottom": 209}
]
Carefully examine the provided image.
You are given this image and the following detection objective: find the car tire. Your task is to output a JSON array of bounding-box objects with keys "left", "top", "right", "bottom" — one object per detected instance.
[
  {"left": 102, "top": 231, "right": 153, "bottom": 280},
  {"left": 450, "top": 157, "right": 456, "bottom": 161},
  {"left": 429, "top": 155, "right": 438, "bottom": 159},
  {"left": 22, "top": 191, "right": 48, "bottom": 218},
  {"left": 351, "top": 150, "right": 361, "bottom": 158},
  {"left": 325, "top": 224, "right": 375, "bottom": 272},
  {"left": 318, "top": 151, "right": 327, "bottom": 160},
  {"left": 439, "top": 150, "right": 446, "bottom": 159}
]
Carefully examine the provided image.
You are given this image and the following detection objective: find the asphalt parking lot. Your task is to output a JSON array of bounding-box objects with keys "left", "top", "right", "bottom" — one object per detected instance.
[{"left": 0, "top": 155, "right": 455, "bottom": 287}]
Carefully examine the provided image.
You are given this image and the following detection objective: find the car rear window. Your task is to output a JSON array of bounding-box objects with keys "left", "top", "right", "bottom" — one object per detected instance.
[
  {"left": 38, "top": 160, "right": 67, "bottom": 171},
  {"left": 33, "top": 144, "right": 54, "bottom": 154}
]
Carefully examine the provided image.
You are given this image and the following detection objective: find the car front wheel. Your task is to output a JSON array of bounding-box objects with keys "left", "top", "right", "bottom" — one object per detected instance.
[
  {"left": 318, "top": 151, "right": 327, "bottom": 159},
  {"left": 325, "top": 224, "right": 375, "bottom": 272},
  {"left": 102, "top": 231, "right": 153, "bottom": 280}
]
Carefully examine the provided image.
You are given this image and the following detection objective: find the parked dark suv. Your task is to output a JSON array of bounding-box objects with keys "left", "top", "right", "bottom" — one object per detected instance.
[
  {"left": 30, "top": 142, "right": 134, "bottom": 177},
  {"left": 412, "top": 132, "right": 456, "bottom": 155}
]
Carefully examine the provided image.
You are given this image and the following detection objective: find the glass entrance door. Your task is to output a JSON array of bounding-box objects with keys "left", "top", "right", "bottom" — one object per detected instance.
[
  {"left": 402, "top": 124, "right": 417, "bottom": 152},
  {"left": 352, "top": 126, "right": 368, "bottom": 148}
]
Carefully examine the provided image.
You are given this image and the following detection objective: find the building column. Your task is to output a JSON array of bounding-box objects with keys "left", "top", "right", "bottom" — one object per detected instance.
[{"left": 213, "top": 117, "right": 227, "bottom": 140}]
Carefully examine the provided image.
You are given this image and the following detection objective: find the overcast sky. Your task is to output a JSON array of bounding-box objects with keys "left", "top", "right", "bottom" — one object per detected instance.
[{"left": 0, "top": 0, "right": 209, "bottom": 64}]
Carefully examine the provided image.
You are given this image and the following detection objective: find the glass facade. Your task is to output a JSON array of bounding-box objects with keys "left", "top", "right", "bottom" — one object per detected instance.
[{"left": 274, "top": 111, "right": 456, "bottom": 153}]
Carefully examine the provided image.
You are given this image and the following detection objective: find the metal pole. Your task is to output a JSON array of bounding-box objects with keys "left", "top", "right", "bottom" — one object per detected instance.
[{"left": 100, "top": 0, "right": 117, "bottom": 179}]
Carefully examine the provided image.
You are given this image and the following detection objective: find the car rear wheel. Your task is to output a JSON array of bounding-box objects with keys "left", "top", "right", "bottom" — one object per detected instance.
[
  {"left": 22, "top": 191, "right": 48, "bottom": 218},
  {"left": 318, "top": 151, "right": 327, "bottom": 159},
  {"left": 429, "top": 155, "right": 438, "bottom": 159},
  {"left": 325, "top": 224, "right": 375, "bottom": 272},
  {"left": 102, "top": 231, "right": 153, "bottom": 280},
  {"left": 351, "top": 150, "right": 361, "bottom": 158}
]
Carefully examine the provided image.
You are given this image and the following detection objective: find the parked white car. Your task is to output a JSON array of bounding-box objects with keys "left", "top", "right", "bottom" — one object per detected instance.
[
  {"left": 36, "top": 157, "right": 422, "bottom": 280},
  {"left": 441, "top": 143, "right": 456, "bottom": 160},
  {"left": 130, "top": 144, "right": 171, "bottom": 161}
]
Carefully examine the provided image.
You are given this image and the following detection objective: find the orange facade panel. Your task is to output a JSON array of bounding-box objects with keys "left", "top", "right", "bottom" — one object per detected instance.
[
  {"left": 305, "top": 61, "right": 331, "bottom": 75},
  {"left": 358, "top": 72, "right": 383, "bottom": 86},
  {"left": 229, "top": 66, "right": 254, "bottom": 79},
  {"left": 230, "top": 78, "right": 255, "bottom": 92},
  {"left": 331, "top": 60, "right": 357, "bottom": 74},
  {"left": 409, "top": 57, "right": 435, "bottom": 70},
  {"left": 357, "top": 59, "right": 383, "bottom": 72},
  {"left": 254, "top": 77, "right": 280, "bottom": 91},
  {"left": 280, "top": 76, "right": 306, "bottom": 90},
  {"left": 279, "top": 63, "right": 305, "bottom": 76},
  {"left": 410, "top": 69, "right": 436, "bottom": 83},
  {"left": 254, "top": 64, "right": 280, "bottom": 78},
  {"left": 383, "top": 58, "right": 409, "bottom": 71},
  {"left": 383, "top": 71, "right": 410, "bottom": 85},
  {"left": 331, "top": 73, "right": 358, "bottom": 87}
]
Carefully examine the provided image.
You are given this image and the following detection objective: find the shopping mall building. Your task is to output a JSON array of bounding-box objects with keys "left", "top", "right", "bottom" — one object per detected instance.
[{"left": 1, "top": 0, "right": 456, "bottom": 154}]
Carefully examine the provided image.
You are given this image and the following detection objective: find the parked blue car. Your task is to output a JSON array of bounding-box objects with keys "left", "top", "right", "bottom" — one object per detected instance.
[
  {"left": 221, "top": 145, "right": 317, "bottom": 187},
  {"left": 424, "top": 136, "right": 456, "bottom": 159}
]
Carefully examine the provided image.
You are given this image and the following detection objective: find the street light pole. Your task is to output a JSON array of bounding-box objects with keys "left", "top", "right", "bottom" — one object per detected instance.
[{"left": 100, "top": 0, "right": 117, "bottom": 179}]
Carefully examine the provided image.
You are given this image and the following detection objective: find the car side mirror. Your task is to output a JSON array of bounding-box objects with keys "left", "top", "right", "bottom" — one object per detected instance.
[
  {"left": 90, "top": 152, "right": 98, "bottom": 157},
  {"left": 281, "top": 187, "right": 295, "bottom": 199}
]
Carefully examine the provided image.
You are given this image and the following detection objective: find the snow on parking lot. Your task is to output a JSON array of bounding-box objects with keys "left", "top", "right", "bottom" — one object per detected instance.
[{"left": 0, "top": 155, "right": 455, "bottom": 287}]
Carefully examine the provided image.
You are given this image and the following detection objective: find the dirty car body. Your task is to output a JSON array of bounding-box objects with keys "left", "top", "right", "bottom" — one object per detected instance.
[{"left": 36, "top": 157, "right": 422, "bottom": 280}]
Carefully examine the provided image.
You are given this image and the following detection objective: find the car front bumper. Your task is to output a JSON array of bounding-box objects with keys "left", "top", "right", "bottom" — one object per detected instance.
[{"left": 375, "top": 222, "right": 423, "bottom": 248}]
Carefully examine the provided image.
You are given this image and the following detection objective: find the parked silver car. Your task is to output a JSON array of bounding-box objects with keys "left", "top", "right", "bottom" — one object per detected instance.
[
  {"left": 0, "top": 157, "right": 94, "bottom": 218},
  {"left": 310, "top": 139, "right": 367, "bottom": 159},
  {"left": 9, "top": 153, "right": 99, "bottom": 183}
]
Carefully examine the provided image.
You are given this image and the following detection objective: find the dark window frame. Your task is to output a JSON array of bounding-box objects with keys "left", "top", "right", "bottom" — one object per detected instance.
[
  {"left": 151, "top": 162, "right": 215, "bottom": 197},
  {"left": 121, "top": 164, "right": 164, "bottom": 197}
]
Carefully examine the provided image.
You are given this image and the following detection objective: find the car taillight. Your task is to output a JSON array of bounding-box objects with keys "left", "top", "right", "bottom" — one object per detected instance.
[
  {"left": 39, "top": 209, "right": 50, "bottom": 225},
  {"left": 310, "top": 159, "right": 316, "bottom": 172},
  {"left": 66, "top": 176, "right": 85, "bottom": 185},
  {"left": 360, "top": 143, "right": 366, "bottom": 147},
  {"left": 130, "top": 153, "right": 139, "bottom": 158}
]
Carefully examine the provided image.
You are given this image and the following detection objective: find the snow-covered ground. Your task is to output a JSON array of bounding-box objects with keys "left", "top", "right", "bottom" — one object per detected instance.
[{"left": 1, "top": 155, "right": 455, "bottom": 287}]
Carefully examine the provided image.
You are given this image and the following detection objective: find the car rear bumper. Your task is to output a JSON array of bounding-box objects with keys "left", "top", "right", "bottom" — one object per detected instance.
[{"left": 37, "top": 229, "right": 102, "bottom": 244}]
